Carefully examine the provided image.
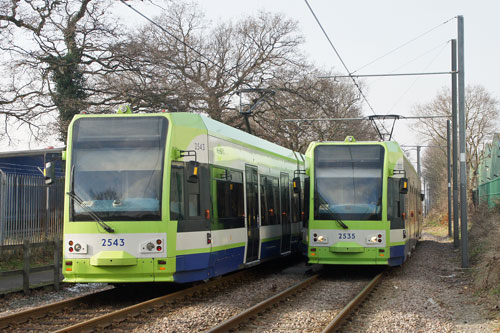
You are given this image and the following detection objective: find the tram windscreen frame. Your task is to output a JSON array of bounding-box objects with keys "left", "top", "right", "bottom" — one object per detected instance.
[
  {"left": 70, "top": 116, "right": 167, "bottom": 221},
  {"left": 314, "top": 145, "right": 385, "bottom": 221}
]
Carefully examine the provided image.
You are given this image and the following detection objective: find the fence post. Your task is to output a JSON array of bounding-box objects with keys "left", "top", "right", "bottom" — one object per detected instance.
[
  {"left": 23, "top": 239, "right": 30, "bottom": 294},
  {"left": 53, "top": 238, "right": 61, "bottom": 291}
]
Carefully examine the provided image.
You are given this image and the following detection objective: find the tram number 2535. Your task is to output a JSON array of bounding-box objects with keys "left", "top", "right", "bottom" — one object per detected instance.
[{"left": 338, "top": 232, "right": 356, "bottom": 240}]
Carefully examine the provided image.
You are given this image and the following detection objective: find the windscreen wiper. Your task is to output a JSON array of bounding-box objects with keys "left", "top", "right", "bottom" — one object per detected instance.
[
  {"left": 68, "top": 165, "right": 115, "bottom": 233},
  {"left": 317, "top": 193, "right": 349, "bottom": 229},
  {"left": 67, "top": 191, "right": 115, "bottom": 233}
]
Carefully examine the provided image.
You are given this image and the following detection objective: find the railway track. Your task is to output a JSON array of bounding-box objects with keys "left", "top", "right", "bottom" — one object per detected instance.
[
  {"left": 0, "top": 288, "right": 118, "bottom": 331},
  {"left": 1, "top": 262, "right": 380, "bottom": 332},
  {"left": 207, "top": 270, "right": 384, "bottom": 332},
  {"left": 322, "top": 272, "right": 383, "bottom": 332},
  {"left": 0, "top": 269, "right": 255, "bottom": 332}
]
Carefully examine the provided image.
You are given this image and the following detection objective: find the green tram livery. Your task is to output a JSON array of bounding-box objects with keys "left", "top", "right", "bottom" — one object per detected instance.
[
  {"left": 62, "top": 112, "right": 305, "bottom": 283},
  {"left": 305, "top": 137, "right": 423, "bottom": 266}
]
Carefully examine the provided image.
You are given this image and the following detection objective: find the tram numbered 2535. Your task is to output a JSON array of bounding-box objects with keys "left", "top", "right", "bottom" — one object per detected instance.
[{"left": 305, "top": 136, "right": 423, "bottom": 266}]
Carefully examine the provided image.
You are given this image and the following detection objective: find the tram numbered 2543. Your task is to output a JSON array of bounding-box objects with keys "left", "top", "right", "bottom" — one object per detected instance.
[{"left": 60, "top": 111, "right": 306, "bottom": 283}]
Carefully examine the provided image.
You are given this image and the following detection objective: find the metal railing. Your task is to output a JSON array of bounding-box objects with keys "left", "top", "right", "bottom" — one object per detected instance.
[{"left": 0, "top": 171, "right": 64, "bottom": 246}]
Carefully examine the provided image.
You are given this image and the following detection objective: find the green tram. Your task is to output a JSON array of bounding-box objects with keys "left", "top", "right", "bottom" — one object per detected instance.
[
  {"left": 305, "top": 137, "right": 423, "bottom": 266},
  {"left": 61, "top": 112, "right": 305, "bottom": 283}
]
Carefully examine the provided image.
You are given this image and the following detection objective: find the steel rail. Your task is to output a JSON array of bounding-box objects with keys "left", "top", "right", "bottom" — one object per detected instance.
[
  {"left": 55, "top": 270, "right": 248, "bottom": 333},
  {"left": 207, "top": 274, "right": 319, "bottom": 333},
  {"left": 0, "top": 288, "right": 116, "bottom": 329},
  {"left": 322, "top": 272, "right": 384, "bottom": 332}
]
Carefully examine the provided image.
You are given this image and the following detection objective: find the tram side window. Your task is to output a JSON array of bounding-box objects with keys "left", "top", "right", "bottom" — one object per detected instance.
[
  {"left": 272, "top": 177, "right": 280, "bottom": 224},
  {"left": 260, "top": 176, "right": 279, "bottom": 226},
  {"left": 260, "top": 175, "right": 269, "bottom": 226},
  {"left": 280, "top": 173, "right": 290, "bottom": 222},
  {"left": 292, "top": 178, "right": 301, "bottom": 224},
  {"left": 170, "top": 163, "right": 185, "bottom": 220},
  {"left": 229, "top": 170, "right": 244, "bottom": 218},
  {"left": 212, "top": 167, "right": 244, "bottom": 228}
]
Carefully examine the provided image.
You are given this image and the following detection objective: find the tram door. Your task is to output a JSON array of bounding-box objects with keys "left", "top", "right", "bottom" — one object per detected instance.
[
  {"left": 245, "top": 165, "right": 260, "bottom": 262},
  {"left": 280, "top": 173, "right": 291, "bottom": 254}
]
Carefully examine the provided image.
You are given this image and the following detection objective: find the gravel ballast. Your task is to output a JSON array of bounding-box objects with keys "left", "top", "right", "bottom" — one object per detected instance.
[
  {"left": 1, "top": 233, "right": 499, "bottom": 332},
  {"left": 342, "top": 232, "right": 500, "bottom": 332}
]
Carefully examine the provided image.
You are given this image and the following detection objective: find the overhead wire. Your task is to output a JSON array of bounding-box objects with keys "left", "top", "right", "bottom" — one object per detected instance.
[
  {"left": 370, "top": 40, "right": 451, "bottom": 85},
  {"left": 303, "top": 0, "right": 390, "bottom": 138},
  {"left": 351, "top": 16, "right": 457, "bottom": 74},
  {"left": 387, "top": 40, "right": 450, "bottom": 114},
  {"left": 118, "top": 0, "right": 225, "bottom": 72}
]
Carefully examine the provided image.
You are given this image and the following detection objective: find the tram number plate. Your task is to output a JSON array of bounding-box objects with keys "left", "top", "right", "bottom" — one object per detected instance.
[
  {"left": 101, "top": 238, "right": 125, "bottom": 247},
  {"left": 338, "top": 232, "right": 356, "bottom": 240}
]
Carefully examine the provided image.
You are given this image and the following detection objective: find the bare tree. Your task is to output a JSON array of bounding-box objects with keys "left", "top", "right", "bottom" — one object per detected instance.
[
  {"left": 109, "top": 2, "right": 376, "bottom": 151},
  {"left": 107, "top": 2, "right": 303, "bottom": 121},
  {"left": 413, "top": 84, "right": 500, "bottom": 198},
  {"left": 420, "top": 137, "right": 448, "bottom": 212},
  {"left": 0, "top": 0, "right": 378, "bottom": 148},
  {"left": 248, "top": 67, "right": 377, "bottom": 152},
  {"left": 0, "top": 0, "right": 124, "bottom": 143}
]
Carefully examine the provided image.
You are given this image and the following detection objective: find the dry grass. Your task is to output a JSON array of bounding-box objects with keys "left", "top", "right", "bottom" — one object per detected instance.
[
  {"left": 469, "top": 204, "right": 500, "bottom": 297},
  {"left": 0, "top": 244, "right": 55, "bottom": 271},
  {"left": 423, "top": 207, "right": 450, "bottom": 237},
  {"left": 424, "top": 203, "right": 500, "bottom": 304}
]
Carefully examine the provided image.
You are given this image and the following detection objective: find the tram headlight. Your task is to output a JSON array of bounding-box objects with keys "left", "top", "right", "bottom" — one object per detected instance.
[
  {"left": 74, "top": 243, "right": 82, "bottom": 252},
  {"left": 314, "top": 235, "right": 327, "bottom": 243},
  {"left": 366, "top": 233, "right": 383, "bottom": 244},
  {"left": 140, "top": 238, "right": 166, "bottom": 254}
]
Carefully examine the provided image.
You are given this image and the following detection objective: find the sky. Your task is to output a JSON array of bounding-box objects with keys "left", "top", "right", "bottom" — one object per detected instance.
[
  {"left": 8, "top": 0, "right": 500, "bottom": 165},
  {"left": 185, "top": 0, "right": 498, "bottom": 164}
]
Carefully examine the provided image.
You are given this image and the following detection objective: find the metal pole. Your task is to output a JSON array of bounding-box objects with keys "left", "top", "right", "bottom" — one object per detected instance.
[
  {"left": 458, "top": 16, "right": 468, "bottom": 268},
  {"left": 447, "top": 120, "right": 452, "bottom": 237},
  {"left": 451, "top": 38, "right": 459, "bottom": 249},
  {"left": 53, "top": 237, "right": 61, "bottom": 291},
  {"left": 423, "top": 178, "right": 428, "bottom": 217},
  {"left": 23, "top": 239, "right": 31, "bottom": 294},
  {"left": 416, "top": 146, "right": 421, "bottom": 178},
  {"left": 427, "top": 182, "right": 430, "bottom": 215}
]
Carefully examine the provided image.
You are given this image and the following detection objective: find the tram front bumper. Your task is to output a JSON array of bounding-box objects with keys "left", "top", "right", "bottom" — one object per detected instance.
[
  {"left": 62, "top": 257, "right": 176, "bottom": 283},
  {"left": 308, "top": 246, "right": 388, "bottom": 265}
]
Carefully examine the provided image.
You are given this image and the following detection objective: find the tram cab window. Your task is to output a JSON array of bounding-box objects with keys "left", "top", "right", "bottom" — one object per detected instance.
[
  {"left": 188, "top": 194, "right": 200, "bottom": 217},
  {"left": 185, "top": 168, "right": 201, "bottom": 217},
  {"left": 170, "top": 162, "right": 185, "bottom": 220},
  {"left": 314, "top": 145, "right": 384, "bottom": 221},
  {"left": 70, "top": 116, "right": 167, "bottom": 222}
]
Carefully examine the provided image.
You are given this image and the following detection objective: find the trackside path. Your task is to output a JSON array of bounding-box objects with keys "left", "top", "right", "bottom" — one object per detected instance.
[{"left": 341, "top": 232, "right": 500, "bottom": 332}]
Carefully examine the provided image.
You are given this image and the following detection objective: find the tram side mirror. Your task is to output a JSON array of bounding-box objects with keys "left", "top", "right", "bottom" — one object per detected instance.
[
  {"left": 187, "top": 161, "right": 199, "bottom": 183},
  {"left": 399, "top": 177, "right": 408, "bottom": 194},
  {"left": 292, "top": 177, "right": 301, "bottom": 194},
  {"left": 44, "top": 162, "right": 55, "bottom": 185},
  {"left": 420, "top": 193, "right": 425, "bottom": 201}
]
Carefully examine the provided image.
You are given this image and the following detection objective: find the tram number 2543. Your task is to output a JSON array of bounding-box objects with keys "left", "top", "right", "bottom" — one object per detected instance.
[{"left": 101, "top": 238, "right": 125, "bottom": 247}]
